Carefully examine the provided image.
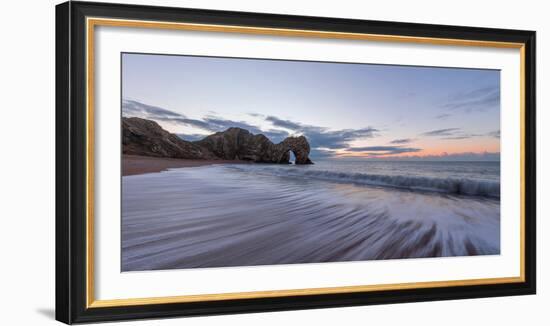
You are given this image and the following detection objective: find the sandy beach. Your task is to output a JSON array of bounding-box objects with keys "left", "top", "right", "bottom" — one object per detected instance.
[{"left": 122, "top": 155, "right": 249, "bottom": 176}]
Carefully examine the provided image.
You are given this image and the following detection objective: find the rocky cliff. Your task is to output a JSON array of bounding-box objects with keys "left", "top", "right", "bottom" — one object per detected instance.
[
  {"left": 122, "top": 117, "right": 215, "bottom": 159},
  {"left": 122, "top": 117, "right": 313, "bottom": 164},
  {"left": 196, "top": 127, "right": 313, "bottom": 164}
]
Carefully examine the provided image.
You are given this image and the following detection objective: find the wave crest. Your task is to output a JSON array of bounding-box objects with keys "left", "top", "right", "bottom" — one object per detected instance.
[{"left": 230, "top": 166, "right": 500, "bottom": 198}]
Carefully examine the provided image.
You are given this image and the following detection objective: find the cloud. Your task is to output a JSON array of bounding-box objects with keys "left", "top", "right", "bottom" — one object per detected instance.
[
  {"left": 265, "top": 116, "right": 304, "bottom": 131},
  {"left": 421, "top": 128, "right": 494, "bottom": 140},
  {"left": 389, "top": 138, "right": 413, "bottom": 144},
  {"left": 123, "top": 99, "right": 185, "bottom": 119},
  {"left": 441, "top": 136, "right": 474, "bottom": 140},
  {"left": 374, "top": 151, "right": 500, "bottom": 161},
  {"left": 435, "top": 113, "right": 451, "bottom": 120},
  {"left": 308, "top": 128, "right": 379, "bottom": 149},
  {"left": 123, "top": 99, "right": 379, "bottom": 154},
  {"left": 421, "top": 128, "right": 462, "bottom": 137},
  {"left": 309, "top": 148, "right": 338, "bottom": 159},
  {"left": 442, "top": 85, "right": 500, "bottom": 112},
  {"left": 247, "top": 113, "right": 264, "bottom": 118},
  {"left": 200, "top": 116, "right": 264, "bottom": 134},
  {"left": 122, "top": 99, "right": 215, "bottom": 132},
  {"left": 176, "top": 124, "right": 288, "bottom": 143},
  {"left": 344, "top": 146, "right": 422, "bottom": 156},
  {"left": 122, "top": 99, "right": 291, "bottom": 140},
  {"left": 265, "top": 115, "right": 378, "bottom": 149},
  {"left": 262, "top": 130, "right": 291, "bottom": 143},
  {"left": 176, "top": 133, "right": 207, "bottom": 142},
  {"left": 166, "top": 117, "right": 212, "bottom": 130}
]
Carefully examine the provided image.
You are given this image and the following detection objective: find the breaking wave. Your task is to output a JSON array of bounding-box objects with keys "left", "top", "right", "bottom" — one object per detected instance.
[{"left": 230, "top": 166, "right": 500, "bottom": 198}]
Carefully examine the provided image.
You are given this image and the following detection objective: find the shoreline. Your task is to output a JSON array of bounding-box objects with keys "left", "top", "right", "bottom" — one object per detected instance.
[{"left": 122, "top": 155, "right": 250, "bottom": 176}]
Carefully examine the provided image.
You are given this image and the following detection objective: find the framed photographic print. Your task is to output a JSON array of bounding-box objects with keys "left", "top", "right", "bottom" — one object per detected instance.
[{"left": 55, "top": 1, "right": 536, "bottom": 324}]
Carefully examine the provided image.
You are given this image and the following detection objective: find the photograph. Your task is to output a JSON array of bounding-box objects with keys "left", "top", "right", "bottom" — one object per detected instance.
[
  {"left": 121, "top": 53, "right": 501, "bottom": 272},
  {"left": 50, "top": 1, "right": 538, "bottom": 324}
]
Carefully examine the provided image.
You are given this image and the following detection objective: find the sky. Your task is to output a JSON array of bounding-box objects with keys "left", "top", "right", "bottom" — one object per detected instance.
[{"left": 122, "top": 53, "right": 500, "bottom": 160}]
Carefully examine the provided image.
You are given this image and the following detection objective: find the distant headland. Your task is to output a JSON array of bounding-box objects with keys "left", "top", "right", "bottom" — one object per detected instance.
[{"left": 122, "top": 117, "right": 313, "bottom": 175}]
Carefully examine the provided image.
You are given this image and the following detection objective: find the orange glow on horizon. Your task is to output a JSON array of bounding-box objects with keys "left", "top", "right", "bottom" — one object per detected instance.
[
  {"left": 334, "top": 147, "right": 500, "bottom": 159},
  {"left": 337, "top": 136, "right": 501, "bottom": 159}
]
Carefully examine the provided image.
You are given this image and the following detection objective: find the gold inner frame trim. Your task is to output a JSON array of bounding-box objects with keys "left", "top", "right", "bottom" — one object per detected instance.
[{"left": 85, "top": 17, "right": 527, "bottom": 308}]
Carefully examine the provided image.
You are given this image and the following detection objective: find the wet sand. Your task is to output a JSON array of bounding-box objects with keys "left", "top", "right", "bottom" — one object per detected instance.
[{"left": 122, "top": 155, "right": 249, "bottom": 176}]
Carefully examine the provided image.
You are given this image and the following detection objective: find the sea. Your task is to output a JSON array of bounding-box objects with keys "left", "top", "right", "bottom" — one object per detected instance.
[{"left": 122, "top": 159, "right": 500, "bottom": 271}]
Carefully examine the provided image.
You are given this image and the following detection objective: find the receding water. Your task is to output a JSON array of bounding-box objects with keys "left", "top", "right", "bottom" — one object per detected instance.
[{"left": 122, "top": 160, "right": 500, "bottom": 271}]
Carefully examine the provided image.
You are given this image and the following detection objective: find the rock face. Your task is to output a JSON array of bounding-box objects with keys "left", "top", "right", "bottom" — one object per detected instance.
[
  {"left": 122, "top": 117, "right": 214, "bottom": 159},
  {"left": 277, "top": 136, "right": 314, "bottom": 164},
  {"left": 194, "top": 127, "right": 274, "bottom": 162},
  {"left": 122, "top": 117, "right": 314, "bottom": 164},
  {"left": 196, "top": 128, "right": 313, "bottom": 164}
]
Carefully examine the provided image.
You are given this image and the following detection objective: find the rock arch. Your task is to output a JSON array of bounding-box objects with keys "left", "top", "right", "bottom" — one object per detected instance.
[
  {"left": 274, "top": 136, "right": 313, "bottom": 164},
  {"left": 195, "top": 128, "right": 314, "bottom": 164}
]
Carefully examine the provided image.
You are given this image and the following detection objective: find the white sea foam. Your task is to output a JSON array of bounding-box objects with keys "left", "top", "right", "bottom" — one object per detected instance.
[{"left": 228, "top": 165, "right": 500, "bottom": 198}]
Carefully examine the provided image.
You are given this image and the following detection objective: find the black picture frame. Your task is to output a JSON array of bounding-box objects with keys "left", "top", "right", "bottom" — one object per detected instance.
[{"left": 56, "top": 1, "right": 536, "bottom": 324}]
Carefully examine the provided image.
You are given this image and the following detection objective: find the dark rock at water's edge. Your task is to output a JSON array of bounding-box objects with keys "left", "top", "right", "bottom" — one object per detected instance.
[
  {"left": 122, "top": 117, "right": 314, "bottom": 164},
  {"left": 196, "top": 127, "right": 313, "bottom": 164},
  {"left": 278, "top": 136, "right": 314, "bottom": 164}
]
